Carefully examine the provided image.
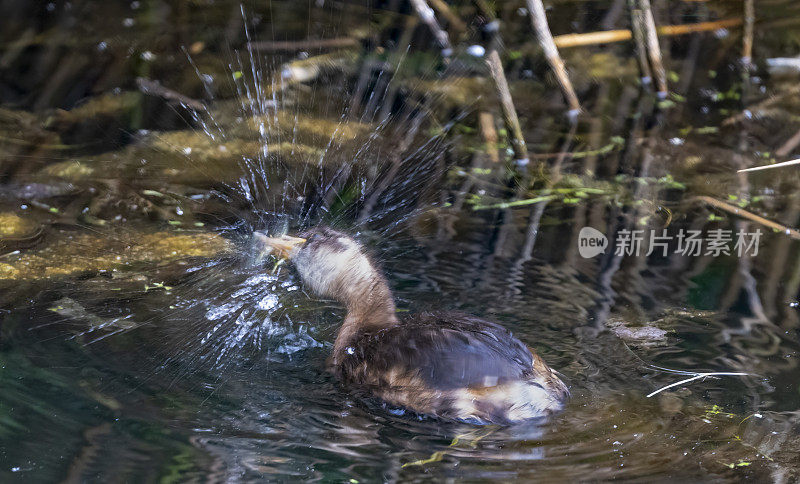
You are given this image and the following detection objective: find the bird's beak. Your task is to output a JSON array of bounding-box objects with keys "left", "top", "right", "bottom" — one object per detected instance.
[{"left": 253, "top": 232, "right": 306, "bottom": 259}]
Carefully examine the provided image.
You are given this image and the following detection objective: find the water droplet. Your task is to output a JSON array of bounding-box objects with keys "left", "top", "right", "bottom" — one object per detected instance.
[
  {"left": 466, "top": 45, "right": 484, "bottom": 57},
  {"left": 669, "top": 137, "right": 684, "bottom": 146},
  {"left": 257, "top": 294, "right": 279, "bottom": 311},
  {"left": 205, "top": 302, "right": 240, "bottom": 320},
  {"left": 484, "top": 20, "right": 500, "bottom": 33}
]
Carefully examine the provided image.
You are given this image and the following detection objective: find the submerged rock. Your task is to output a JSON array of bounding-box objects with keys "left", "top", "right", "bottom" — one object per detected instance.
[
  {"left": 40, "top": 160, "right": 96, "bottom": 180},
  {"left": 0, "top": 182, "right": 78, "bottom": 200},
  {"left": 0, "top": 212, "right": 43, "bottom": 253},
  {"left": 147, "top": 130, "right": 325, "bottom": 168},
  {"left": 0, "top": 213, "right": 43, "bottom": 255},
  {"left": 606, "top": 318, "right": 669, "bottom": 343},
  {"left": 217, "top": 108, "right": 373, "bottom": 145},
  {"left": 0, "top": 213, "right": 39, "bottom": 238},
  {"left": 278, "top": 50, "right": 359, "bottom": 85},
  {"left": 43, "top": 91, "right": 141, "bottom": 147},
  {"left": 35, "top": 107, "right": 368, "bottom": 187},
  {"left": 46, "top": 92, "right": 140, "bottom": 128},
  {"left": 0, "top": 230, "right": 233, "bottom": 280},
  {"left": 408, "top": 77, "right": 491, "bottom": 110}
]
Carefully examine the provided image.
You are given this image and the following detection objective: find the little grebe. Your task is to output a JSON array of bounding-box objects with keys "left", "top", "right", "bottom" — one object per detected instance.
[{"left": 255, "top": 227, "right": 568, "bottom": 424}]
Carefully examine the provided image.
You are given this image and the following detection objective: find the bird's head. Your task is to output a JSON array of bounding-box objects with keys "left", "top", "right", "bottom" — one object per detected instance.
[{"left": 254, "top": 227, "right": 379, "bottom": 304}]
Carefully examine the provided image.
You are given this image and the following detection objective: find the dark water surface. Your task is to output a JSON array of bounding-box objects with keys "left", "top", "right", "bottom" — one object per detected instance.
[{"left": 2, "top": 0, "right": 800, "bottom": 482}]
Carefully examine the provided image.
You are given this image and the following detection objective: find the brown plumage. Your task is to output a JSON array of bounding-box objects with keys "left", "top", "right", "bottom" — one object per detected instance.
[{"left": 255, "top": 227, "right": 568, "bottom": 424}]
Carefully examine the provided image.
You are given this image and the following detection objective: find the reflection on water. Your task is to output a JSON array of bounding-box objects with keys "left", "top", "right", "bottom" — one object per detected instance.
[
  {"left": 2, "top": 0, "right": 800, "bottom": 481},
  {"left": 1, "top": 208, "right": 797, "bottom": 481}
]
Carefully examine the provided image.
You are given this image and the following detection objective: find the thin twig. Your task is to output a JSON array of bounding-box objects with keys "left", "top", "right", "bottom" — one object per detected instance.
[
  {"left": 552, "top": 18, "right": 742, "bottom": 48},
  {"left": 737, "top": 158, "right": 800, "bottom": 173},
  {"left": 657, "top": 18, "right": 742, "bottom": 35},
  {"left": 694, "top": 195, "right": 800, "bottom": 240},
  {"left": 525, "top": 0, "right": 581, "bottom": 115},
  {"left": 646, "top": 372, "right": 750, "bottom": 398},
  {"left": 136, "top": 77, "right": 205, "bottom": 111},
  {"left": 473, "top": 195, "right": 556, "bottom": 211}
]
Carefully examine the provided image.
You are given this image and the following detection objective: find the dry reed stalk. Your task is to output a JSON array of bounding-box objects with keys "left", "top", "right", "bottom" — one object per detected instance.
[
  {"left": 639, "top": 0, "right": 668, "bottom": 97},
  {"left": 136, "top": 77, "right": 205, "bottom": 111},
  {"left": 742, "top": 0, "right": 755, "bottom": 68},
  {"left": 478, "top": 111, "right": 500, "bottom": 164},
  {"left": 658, "top": 18, "right": 742, "bottom": 35},
  {"left": 524, "top": 0, "right": 581, "bottom": 115},
  {"left": 555, "top": 29, "right": 633, "bottom": 47},
  {"left": 694, "top": 195, "right": 800, "bottom": 240},
  {"left": 552, "top": 18, "right": 742, "bottom": 48},
  {"left": 629, "top": 7, "right": 653, "bottom": 86},
  {"left": 409, "top": 0, "right": 452, "bottom": 54},
  {"left": 485, "top": 49, "right": 529, "bottom": 164}
]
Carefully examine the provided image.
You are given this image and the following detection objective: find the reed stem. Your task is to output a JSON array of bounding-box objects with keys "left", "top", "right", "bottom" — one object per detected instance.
[
  {"left": 478, "top": 111, "right": 500, "bottom": 164},
  {"left": 409, "top": 0, "right": 452, "bottom": 55},
  {"left": 629, "top": 6, "right": 653, "bottom": 86},
  {"left": 742, "top": 0, "right": 755, "bottom": 69},
  {"left": 525, "top": 0, "right": 581, "bottom": 116},
  {"left": 639, "top": 0, "right": 668, "bottom": 98},
  {"left": 485, "top": 49, "right": 529, "bottom": 165}
]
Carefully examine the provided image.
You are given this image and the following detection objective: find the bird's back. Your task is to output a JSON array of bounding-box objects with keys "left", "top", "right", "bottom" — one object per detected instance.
[{"left": 333, "top": 312, "right": 568, "bottom": 424}]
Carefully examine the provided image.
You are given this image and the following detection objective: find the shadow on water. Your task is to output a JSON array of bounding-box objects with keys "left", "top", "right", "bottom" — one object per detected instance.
[{"left": 1, "top": 0, "right": 800, "bottom": 481}]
